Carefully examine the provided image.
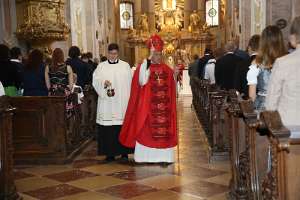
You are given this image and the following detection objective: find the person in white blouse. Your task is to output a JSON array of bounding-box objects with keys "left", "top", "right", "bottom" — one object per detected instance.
[
  {"left": 204, "top": 48, "right": 224, "bottom": 84},
  {"left": 247, "top": 26, "right": 286, "bottom": 111}
]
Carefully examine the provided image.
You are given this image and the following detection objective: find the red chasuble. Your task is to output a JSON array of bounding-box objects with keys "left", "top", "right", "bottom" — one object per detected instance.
[{"left": 119, "top": 63, "right": 177, "bottom": 149}]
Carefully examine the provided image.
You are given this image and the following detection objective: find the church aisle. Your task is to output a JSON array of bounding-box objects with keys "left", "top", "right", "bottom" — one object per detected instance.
[{"left": 15, "top": 96, "right": 230, "bottom": 200}]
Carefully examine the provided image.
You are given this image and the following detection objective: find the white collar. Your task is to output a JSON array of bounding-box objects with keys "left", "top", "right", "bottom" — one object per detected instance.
[
  {"left": 108, "top": 59, "right": 119, "bottom": 64},
  {"left": 10, "top": 59, "right": 21, "bottom": 63}
]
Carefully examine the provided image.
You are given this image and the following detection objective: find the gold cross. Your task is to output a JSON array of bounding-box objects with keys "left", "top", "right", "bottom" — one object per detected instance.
[{"left": 155, "top": 71, "right": 161, "bottom": 84}]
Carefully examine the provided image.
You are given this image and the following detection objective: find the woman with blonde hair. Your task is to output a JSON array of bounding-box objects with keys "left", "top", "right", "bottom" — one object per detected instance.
[{"left": 247, "top": 25, "right": 286, "bottom": 111}]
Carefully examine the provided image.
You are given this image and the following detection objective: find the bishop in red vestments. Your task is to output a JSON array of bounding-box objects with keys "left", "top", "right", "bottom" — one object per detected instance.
[{"left": 119, "top": 34, "right": 177, "bottom": 163}]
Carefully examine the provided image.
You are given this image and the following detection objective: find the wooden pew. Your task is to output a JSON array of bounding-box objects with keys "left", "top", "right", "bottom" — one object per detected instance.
[
  {"left": 0, "top": 96, "right": 20, "bottom": 200},
  {"left": 81, "top": 85, "right": 97, "bottom": 138},
  {"left": 191, "top": 77, "right": 230, "bottom": 160},
  {"left": 10, "top": 94, "right": 93, "bottom": 165},
  {"left": 227, "top": 97, "right": 300, "bottom": 200}
]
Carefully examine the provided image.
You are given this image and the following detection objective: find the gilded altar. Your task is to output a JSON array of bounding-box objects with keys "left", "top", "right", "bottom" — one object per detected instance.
[
  {"left": 15, "top": 0, "right": 69, "bottom": 52},
  {"left": 127, "top": 0, "right": 213, "bottom": 68}
]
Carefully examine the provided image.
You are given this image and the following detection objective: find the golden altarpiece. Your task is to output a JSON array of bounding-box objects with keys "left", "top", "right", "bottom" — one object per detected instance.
[{"left": 126, "top": 0, "right": 213, "bottom": 68}]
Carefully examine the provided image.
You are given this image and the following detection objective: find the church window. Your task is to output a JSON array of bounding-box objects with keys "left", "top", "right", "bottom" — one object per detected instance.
[
  {"left": 120, "top": 2, "right": 133, "bottom": 29},
  {"left": 206, "top": 0, "right": 219, "bottom": 26}
]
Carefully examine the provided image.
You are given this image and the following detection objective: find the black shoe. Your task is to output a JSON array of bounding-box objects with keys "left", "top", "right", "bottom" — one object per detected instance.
[
  {"left": 118, "top": 154, "right": 129, "bottom": 164},
  {"left": 160, "top": 162, "right": 172, "bottom": 168},
  {"left": 105, "top": 156, "right": 115, "bottom": 162},
  {"left": 98, "top": 156, "right": 115, "bottom": 164}
]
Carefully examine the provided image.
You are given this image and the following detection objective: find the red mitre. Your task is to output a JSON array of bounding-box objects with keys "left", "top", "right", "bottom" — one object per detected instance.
[{"left": 146, "top": 34, "right": 164, "bottom": 52}]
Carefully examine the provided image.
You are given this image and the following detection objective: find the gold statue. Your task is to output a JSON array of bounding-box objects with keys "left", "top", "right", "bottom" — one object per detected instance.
[
  {"left": 156, "top": 9, "right": 165, "bottom": 31},
  {"left": 128, "top": 26, "right": 136, "bottom": 38},
  {"left": 189, "top": 10, "right": 201, "bottom": 32},
  {"left": 137, "top": 14, "right": 149, "bottom": 35},
  {"left": 174, "top": 8, "right": 183, "bottom": 30}
]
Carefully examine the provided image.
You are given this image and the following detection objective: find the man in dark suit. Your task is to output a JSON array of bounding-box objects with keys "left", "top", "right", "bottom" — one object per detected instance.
[
  {"left": 10, "top": 47, "right": 24, "bottom": 94},
  {"left": 86, "top": 52, "right": 98, "bottom": 72},
  {"left": 66, "top": 46, "right": 90, "bottom": 88},
  {"left": 215, "top": 42, "right": 243, "bottom": 90},
  {"left": 234, "top": 35, "right": 260, "bottom": 98},
  {"left": 198, "top": 48, "right": 214, "bottom": 79}
]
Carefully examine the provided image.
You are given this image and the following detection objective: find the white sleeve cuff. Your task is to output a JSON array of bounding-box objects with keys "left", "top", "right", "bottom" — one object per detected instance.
[
  {"left": 247, "top": 64, "right": 260, "bottom": 85},
  {"left": 139, "top": 59, "right": 150, "bottom": 86}
]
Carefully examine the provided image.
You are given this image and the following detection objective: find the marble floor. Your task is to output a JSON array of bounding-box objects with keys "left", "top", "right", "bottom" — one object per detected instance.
[{"left": 15, "top": 96, "right": 230, "bottom": 200}]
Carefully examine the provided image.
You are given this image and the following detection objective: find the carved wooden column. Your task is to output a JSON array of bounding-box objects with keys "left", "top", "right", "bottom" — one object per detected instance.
[
  {"left": 259, "top": 111, "right": 290, "bottom": 200},
  {"left": 227, "top": 95, "right": 249, "bottom": 200},
  {"left": 239, "top": 100, "right": 260, "bottom": 200},
  {"left": 0, "top": 97, "right": 20, "bottom": 200}
]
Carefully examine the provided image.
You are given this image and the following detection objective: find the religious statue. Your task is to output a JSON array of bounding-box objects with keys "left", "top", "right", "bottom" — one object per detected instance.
[
  {"left": 202, "top": 22, "right": 208, "bottom": 32},
  {"left": 127, "top": 26, "right": 136, "bottom": 38},
  {"left": 136, "top": 14, "right": 149, "bottom": 35},
  {"left": 189, "top": 10, "right": 201, "bottom": 32},
  {"left": 156, "top": 9, "right": 165, "bottom": 31},
  {"left": 174, "top": 8, "right": 184, "bottom": 30}
]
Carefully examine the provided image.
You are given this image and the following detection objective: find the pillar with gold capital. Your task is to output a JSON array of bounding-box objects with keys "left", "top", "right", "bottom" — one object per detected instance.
[
  {"left": 184, "top": 0, "right": 192, "bottom": 30},
  {"left": 148, "top": 0, "right": 156, "bottom": 32}
]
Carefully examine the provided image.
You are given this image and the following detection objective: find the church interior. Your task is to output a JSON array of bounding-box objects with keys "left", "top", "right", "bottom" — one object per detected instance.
[{"left": 1, "top": 0, "right": 300, "bottom": 199}]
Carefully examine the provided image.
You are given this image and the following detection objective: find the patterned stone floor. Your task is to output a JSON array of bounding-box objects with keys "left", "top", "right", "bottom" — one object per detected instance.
[{"left": 15, "top": 96, "right": 230, "bottom": 200}]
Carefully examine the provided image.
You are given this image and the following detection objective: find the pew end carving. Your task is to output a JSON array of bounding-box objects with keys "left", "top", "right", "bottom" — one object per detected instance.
[
  {"left": 10, "top": 89, "right": 97, "bottom": 165},
  {"left": 0, "top": 96, "right": 21, "bottom": 200}
]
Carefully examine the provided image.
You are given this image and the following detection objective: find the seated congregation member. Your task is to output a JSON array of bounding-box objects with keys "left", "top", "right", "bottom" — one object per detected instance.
[
  {"left": 10, "top": 47, "right": 24, "bottom": 95},
  {"left": 66, "top": 46, "right": 89, "bottom": 88},
  {"left": 214, "top": 41, "right": 243, "bottom": 90},
  {"left": 45, "top": 48, "right": 74, "bottom": 96},
  {"left": 266, "top": 16, "right": 300, "bottom": 132},
  {"left": 93, "top": 43, "right": 133, "bottom": 162},
  {"left": 204, "top": 48, "right": 224, "bottom": 84},
  {"left": 198, "top": 48, "right": 214, "bottom": 79},
  {"left": 0, "top": 81, "right": 5, "bottom": 96},
  {"left": 234, "top": 35, "right": 260, "bottom": 98},
  {"left": 247, "top": 26, "right": 286, "bottom": 111},
  {"left": 0, "top": 44, "right": 22, "bottom": 96},
  {"left": 23, "top": 49, "right": 48, "bottom": 96},
  {"left": 119, "top": 34, "right": 177, "bottom": 165}
]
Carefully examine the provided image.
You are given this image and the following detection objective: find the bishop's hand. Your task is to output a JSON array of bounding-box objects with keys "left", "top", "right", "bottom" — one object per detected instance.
[{"left": 104, "top": 80, "right": 112, "bottom": 89}]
